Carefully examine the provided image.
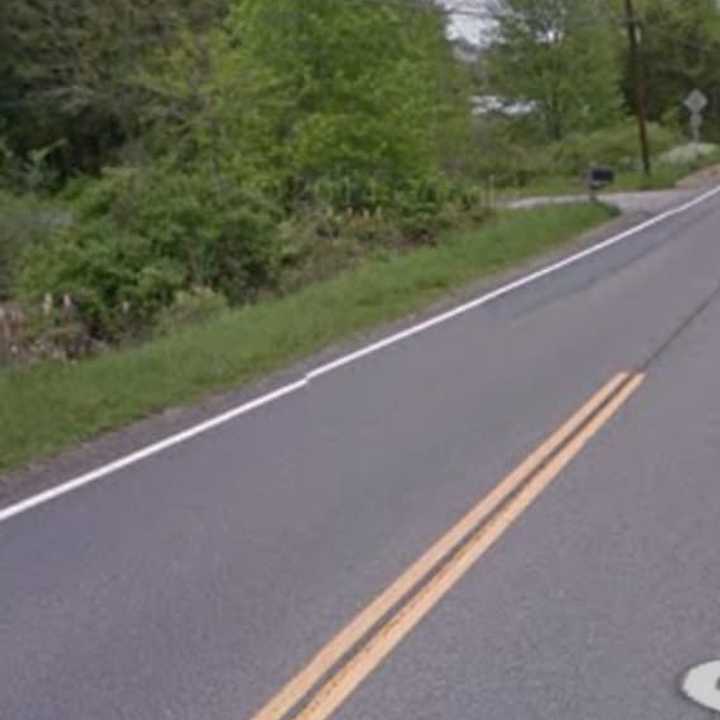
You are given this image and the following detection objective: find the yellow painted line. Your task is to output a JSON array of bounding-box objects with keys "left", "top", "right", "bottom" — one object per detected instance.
[
  {"left": 294, "top": 372, "right": 645, "bottom": 720},
  {"left": 249, "top": 372, "right": 633, "bottom": 720}
]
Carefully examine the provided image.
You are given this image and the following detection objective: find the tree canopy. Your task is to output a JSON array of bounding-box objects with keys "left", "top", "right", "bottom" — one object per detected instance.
[
  {"left": 2, "top": 0, "right": 719, "bottom": 352},
  {"left": 626, "top": 0, "right": 720, "bottom": 137},
  {"left": 484, "top": 0, "right": 623, "bottom": 142}
]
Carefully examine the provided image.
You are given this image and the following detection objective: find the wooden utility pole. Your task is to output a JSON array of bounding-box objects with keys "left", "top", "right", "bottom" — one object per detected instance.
[{"left": 624, "top": 0, "right": 652, "bottom": 176}]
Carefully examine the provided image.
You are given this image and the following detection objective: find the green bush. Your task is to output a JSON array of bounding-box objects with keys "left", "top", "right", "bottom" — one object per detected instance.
[
  {"left": 12, "top": 306, "right": 97, "bottom": 363},
  {"left": 17, "top": 163, "right": 285, "bottom": 339},
  {"left": 467, "top": 117, "right": 557, "bottom": 187},
  {"left": 154, "top": 286, "right": 229, "bottom": 336},
  {"left": 128, "top": 168, "right": 282, "bottom": 304},
  {"left": 18, "top": 219, "right": 187, "bottom": 340},
  {"left": 0, "top": 190, "right": 70, "bottom": 300},
  {"left": 551, "top": 122, "right": 679, "bottom": 175},
  {"left": 17, "top": 158, "right": 487, "bottom": 344},
  {"left": 65, "top": 165, "right": 282, "bottom": 303}
]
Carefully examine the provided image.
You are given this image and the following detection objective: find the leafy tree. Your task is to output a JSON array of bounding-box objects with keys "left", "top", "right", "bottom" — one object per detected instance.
[
  {"left": 620, "top": 0, "right": 720, "bottom": 139},
  {"left": 485, "top": 0, "right": 623, "bottom": 141},
  {"left": 0, "top": 0, "right": 226, "bottom": 176},
  {"left": 205, "top": 0, "right": 470, "bottom": 208},
  {"left": 0, "top": 3, "right": 25, "bottom": 154},
  {"left": 12, "top": 0, "right": 477, "bottom": 340}
]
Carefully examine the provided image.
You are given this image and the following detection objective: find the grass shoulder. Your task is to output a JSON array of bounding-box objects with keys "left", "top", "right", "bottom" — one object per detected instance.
[
  {"left": 497, "top": 151, "right": 720, "bottom": 202},
  {"left": 0, "top": 204, "right": 612, "bottom": 474}
]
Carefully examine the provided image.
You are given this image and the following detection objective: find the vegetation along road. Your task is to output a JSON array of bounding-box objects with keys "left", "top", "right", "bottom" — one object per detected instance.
[{"left": 2, "top": 0, "right": 720, "bottom": 718}]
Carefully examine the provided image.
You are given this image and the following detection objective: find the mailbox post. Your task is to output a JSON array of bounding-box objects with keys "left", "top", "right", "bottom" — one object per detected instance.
[{"left": 586, "top": 166, "right": 615, "bottom": 202}]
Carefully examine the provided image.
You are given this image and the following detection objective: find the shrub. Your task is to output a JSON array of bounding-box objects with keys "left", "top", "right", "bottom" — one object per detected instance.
[
  {"left": 476, "top": 143, "right": 555, "bottom": 189},
  {"left": 19, "top": 307, "right": 96, "bottom": 363},
  {"left": 552, "top": 122, "right": 679, "bottom": 175},
  {"left": 658, "top": 142, "right": 720, "bottom": 167},
  {"left": 20, "top": 219, "right": 191, "bottom": 340},
  {"left": 154, "top": 286, "right": 229, "bottom": 336},
  {"left": 274, "top": 206, "right": 394, "bottom": 294},
  {"left": 18, "top": 219, "right": 187, "bottom": 340},
  {"left": 16, "top": 162, "right": 285, "bottom": 339},
  {"left": 0, "top": 190, "right": 71, "bottom": 300},
  {"left": 67, "top": 165, "right": 283, "bottom": 301},
  {"left": 129, "top": 167, "right": 282, "bottom": 304}
]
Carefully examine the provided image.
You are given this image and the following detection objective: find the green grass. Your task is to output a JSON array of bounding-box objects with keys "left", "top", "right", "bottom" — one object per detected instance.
[
  {"left": 497, "top": 152, "right": 720, "bottom": 202},
  {"left": 0, "top": 204, "right": 612, "bottom": 473}
]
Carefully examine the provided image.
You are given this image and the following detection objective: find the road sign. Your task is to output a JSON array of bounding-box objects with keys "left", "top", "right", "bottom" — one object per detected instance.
[
  {"left": 684, "top": 89, "right": 708, "bottom": 115},
  {"left": 682, "top": 661, "right": 720, "bottom": 712}
]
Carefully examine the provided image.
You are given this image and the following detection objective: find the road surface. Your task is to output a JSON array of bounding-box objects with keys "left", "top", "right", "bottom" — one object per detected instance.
[{"left": 2, "top": 188, "right": 720, "bottom": 720}]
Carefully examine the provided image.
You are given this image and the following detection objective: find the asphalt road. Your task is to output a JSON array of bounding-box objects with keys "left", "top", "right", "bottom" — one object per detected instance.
[{"left": 2, "top": 189, "right": 720, "bottom": 720}]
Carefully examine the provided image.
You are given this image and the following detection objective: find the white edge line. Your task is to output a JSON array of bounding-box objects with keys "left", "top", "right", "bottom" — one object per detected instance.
[
  {"left": 1, "top": 184, "right": 719, "bottom": 525},
  {"left": 0, "top": 380, "right": 307, "bottom": 524},
  {"left": 307, "top": 184, "right": 720, "bottom": 379}
]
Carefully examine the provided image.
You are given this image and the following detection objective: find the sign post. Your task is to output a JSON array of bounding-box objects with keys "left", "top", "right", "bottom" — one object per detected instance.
[{"left": 684, "top": 90, "right": 708, "bottom": 143}]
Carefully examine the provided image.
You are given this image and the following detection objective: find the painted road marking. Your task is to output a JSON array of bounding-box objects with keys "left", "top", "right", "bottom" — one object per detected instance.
[
  {"left": 307, "top": 186, "right": 720, "bottom": 380},
  {"left": 2, "top": 183, "right": 717, "bottom": 526},
  {"left": 249, "top": 372, "right": 645, "bottom": 720},
  {"left": 683, "top": 661, "right": 720, "bottom": 712},
  {"left": 0, "top": 381, "right": 308, "bottom": 524},
  {"left": 250, "top": 373, "right": 628, "bottom": 720}
]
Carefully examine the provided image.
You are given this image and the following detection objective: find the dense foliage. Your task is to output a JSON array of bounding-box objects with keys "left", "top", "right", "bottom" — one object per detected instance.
[
  {"left": 485, "top": 0, "right": 623, "bottom": 142},
  {"left": 1, "top": 0, "right": 719, "bottom": 361},
  {"left": 627, "top": 0, "right": 720, "bottom": 137},
  {"left": 0, "top": 0, "right": 226, "bottom": 176},
  {"left": 472, "top": 0, "right": 720, "bottom": 184},
  {"left": 1, "top": 0, "right": 479, "bottom": 352}
]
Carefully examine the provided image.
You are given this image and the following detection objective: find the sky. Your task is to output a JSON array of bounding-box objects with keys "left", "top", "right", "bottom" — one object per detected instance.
[{"left": 441, "top": 0, "right": 490, "bottom": 44}]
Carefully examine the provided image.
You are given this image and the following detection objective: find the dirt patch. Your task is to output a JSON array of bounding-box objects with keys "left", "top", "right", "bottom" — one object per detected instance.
[{"left": 676, "top": 164, "right": 720, "bottom": 190}]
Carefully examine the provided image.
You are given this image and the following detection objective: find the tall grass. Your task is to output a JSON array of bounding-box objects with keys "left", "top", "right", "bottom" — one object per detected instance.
[{"left": 0, "top": 204, "right": 612, "bottom": 473}]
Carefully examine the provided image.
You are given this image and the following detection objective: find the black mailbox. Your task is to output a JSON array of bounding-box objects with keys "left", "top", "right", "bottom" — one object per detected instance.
[{"left": 587, "top": 166, "right": 615, "bottom": 190}]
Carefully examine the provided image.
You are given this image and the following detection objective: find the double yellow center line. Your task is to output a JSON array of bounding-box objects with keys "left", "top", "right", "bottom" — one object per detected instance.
[{"left": 249, "top": 371, "right": 645, "bottom": 720}]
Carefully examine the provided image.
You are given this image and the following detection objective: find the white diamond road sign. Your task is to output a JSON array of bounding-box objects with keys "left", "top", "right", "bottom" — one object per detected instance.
[{"left": 684, "top": 89, "right": 708, "bottom": 114}]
